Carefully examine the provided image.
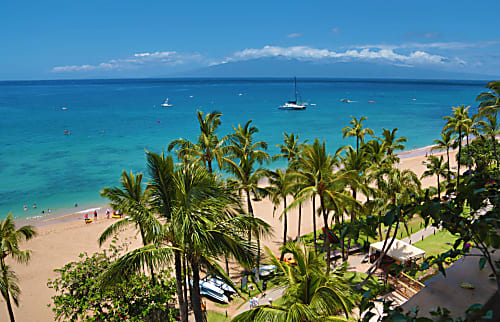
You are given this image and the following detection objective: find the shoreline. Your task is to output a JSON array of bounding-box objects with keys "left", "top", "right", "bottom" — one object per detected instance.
[
  {"left": 0, "top": 140, "right": 460, "bottom": 322},
  {"left": 12, "top": 142, "right": 449, "bottom": 229}
]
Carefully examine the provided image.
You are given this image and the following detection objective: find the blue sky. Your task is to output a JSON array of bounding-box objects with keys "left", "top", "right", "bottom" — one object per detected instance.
[{"left": 1, "top": 0, "right": 500, "bottom": 80}]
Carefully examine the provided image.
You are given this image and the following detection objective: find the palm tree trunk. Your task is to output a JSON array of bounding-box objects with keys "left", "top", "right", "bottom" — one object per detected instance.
[
  {"left": 493, "top": 135, "right": 499, "bottom": 168},
  {"left": 246, "top": 192, "right": 260, "bottom": 280},
  {"left": 139, "top": 226, "right": 156, "bottom": 286},
  {"left": 297, "top": 201, "right": 302, "bottom": 241},
  {"left": 225, "top": 257, "right": 230, "bottom": 276},
  {"left": 466, "top": 134, "right": 471, "bottom": 172},
  {"left": 446, "top": 147, "right": 451, "bottom": 180},
  {"left": 320, "top": 196, "right": 331, "bottom": 274},
  {"left": 207, "top": 159, "right": 213, "bottom": 174},
  {"left": 280, "top": 197, "right": 288, "bottom": 261},
  {"left": 340, "top": 210, "right": 346, "bottom": 261},
  {"left": 378, "top": 211, "right": 383, "bottom": 241},
  {"left": 457, "top": 131, "right": 462, "bottom": 189},
  {"left": 345, "top": 189, "right": 357, "bottom": 260},
  {"left": 437, "top": 175, "right": 441, "bottom": 200},
  {"left": 312, "top": 196, "right": 317, "bottom": 255},
  {"left": 1, "top": 260, "right": 15, "bottom": 322},
  {"left": 183, "top": 255, "right": 189, "bottom": 317},
  {"left": 174, "top": 251, "right": 187, "bottom": 322},
  {"left": 190, "top": 259, "right": 205, "bottom": 322}
]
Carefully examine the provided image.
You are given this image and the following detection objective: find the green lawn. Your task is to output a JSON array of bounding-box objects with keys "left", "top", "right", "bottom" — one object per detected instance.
[
  {"left": 207, "top": 311, "right": 230, "bottom": 322},
  {"left": 413, "top": 230, "right": 459, "bottom": 258},
  {"left": 301, "top": 215, "right": 426, "bottom": 249}
]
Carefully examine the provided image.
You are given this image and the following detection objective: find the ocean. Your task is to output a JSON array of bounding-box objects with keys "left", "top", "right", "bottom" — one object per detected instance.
[{"left": 0, "top": 78, "right": 486, "bottom": 220}]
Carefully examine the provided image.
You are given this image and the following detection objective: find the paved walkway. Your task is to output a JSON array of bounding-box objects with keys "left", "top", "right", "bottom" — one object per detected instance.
[
  {"left": 402, "top": 225, "right": 440, "bottom": 244},
  {"left": 235, "top": 287, "right": 284, "bottom": 315}
]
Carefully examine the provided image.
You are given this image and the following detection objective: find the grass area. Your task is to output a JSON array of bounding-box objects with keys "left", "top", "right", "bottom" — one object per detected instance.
[
  {"left": 413, "top": 230, "right": 459, "bottom": 258},
  {"left": 207, "top": 310, "right": 230, "bottom": 322},
  {"left": 301, "top": 215, "right": 426, "bottom": 251}
]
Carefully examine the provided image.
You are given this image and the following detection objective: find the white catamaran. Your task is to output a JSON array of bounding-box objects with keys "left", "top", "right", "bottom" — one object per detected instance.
[{"left": 279, "top": 77, "right": 307, "bottom": 110}]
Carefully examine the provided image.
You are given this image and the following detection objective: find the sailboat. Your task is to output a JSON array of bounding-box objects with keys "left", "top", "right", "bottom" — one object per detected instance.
[
  {"left": 279, "top": 77, "right": 307, "bottom": 110},
  {"left": 161, "top": 98, "right": 173, "bottom": 107}
]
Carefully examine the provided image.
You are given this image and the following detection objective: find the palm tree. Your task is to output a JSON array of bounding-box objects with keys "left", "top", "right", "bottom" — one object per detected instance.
[
  {"left": 477, "top": 81, "right": 500, "bottom": 117},
  {"left": 377, "top": 127, "right": 407, "bottom": 158},
  {"left": 292, "top": 140, "right": 355, "bottom": 272},
  {"left": 443, "top": 105, "right": 471, "bottom": 188},
  {"left": 233, "top": 243, "right": 355, "bottom": 322},
  {"left": 223, "top": 120, "right": 269, "bottom": 275},
  {"left": 339, "top": 146, "right": 370, "bottom": 259},
  {"left": 274, "top": 132, "right": 307, "bottom": 241},
  {"left": 477, "top": 113, "right": 500, "bottom": 167},
  {"left": 168, "top": 110, "right": 226, "bottom": 173},
  {"left": 99, "top": 171, "right": 162, "bottom": 285},
  {"left": 421, "top": 156, "right": 449, "bottom": 199},
  {"left": 341, "top": 116, "right": 374, "bottom": 152},
  {"left": 0, "top": 213, "right": 37, "bottom": 322},
  {"left": 171, "top": 163, "right": 258, "bottom": 322},
  {"left": 274, "top": 132, "right": 307, "bottom": 168},
  {"left": 263, "top": 169, "right": 294, "bottom": 260},
  {"left": 432, "top": 131, "right": 457, "bottom": 179},
  {"left": 101, "top": 155, "right": 269, "bottom": 322}
]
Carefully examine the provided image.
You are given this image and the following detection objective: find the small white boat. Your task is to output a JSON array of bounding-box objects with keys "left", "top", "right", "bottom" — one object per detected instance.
[
  {"left": 279, "top": 77, "right": 307, "bottom": 110},
  {"left": 203, "top": 276, "right": 236, "bottom": 294},
  {"left": 197, "top": 280, "right": 229, "bottom": 303},
  {"left": 161, "top": 98, "right": 173, "bottom": 107}
]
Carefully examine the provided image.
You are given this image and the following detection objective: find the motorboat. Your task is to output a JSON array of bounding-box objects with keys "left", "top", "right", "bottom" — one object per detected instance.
[
  {"left": 198, "top": 280, "right": 229, "bottom": 303},
  {"left": 161, "top": 98, "right": 173, "bottom": 107},
  {"left": 190, "top": 279, "right": 229, "bottom": 303},
  {"left": 279, "top": 77, "right": 307, "bottom": 110},
  {"left": 202, "top": 276, "right": 237, "bottom": 295}
]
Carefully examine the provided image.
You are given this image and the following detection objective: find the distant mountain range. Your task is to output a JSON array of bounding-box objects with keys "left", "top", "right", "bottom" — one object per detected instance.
[{"left": 179, "top": 57, "right": 497, "bottom": 80}]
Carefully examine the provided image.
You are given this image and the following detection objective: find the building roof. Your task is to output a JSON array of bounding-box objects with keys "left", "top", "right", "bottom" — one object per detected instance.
[{"left": 370, "top": 239, "right": 426, "bottom": 262}]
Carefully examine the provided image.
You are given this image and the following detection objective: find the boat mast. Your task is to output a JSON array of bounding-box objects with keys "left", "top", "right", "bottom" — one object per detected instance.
[{"left": 294, "top": 77, "right": 298, "bottom": 102}]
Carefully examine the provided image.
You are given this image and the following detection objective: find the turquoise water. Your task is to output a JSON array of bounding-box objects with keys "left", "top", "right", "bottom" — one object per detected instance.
[{"left": 0, "top": 78, "right": 485, "bottom": 219}]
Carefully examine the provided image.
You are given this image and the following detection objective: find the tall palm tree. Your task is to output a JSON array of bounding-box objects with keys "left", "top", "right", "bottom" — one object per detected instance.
[
  {"left": 342, "top": 116, "right": 374, "bottom": 152},
  {"left": 377, "top": 127, "right": 407, "bottom": 158},
  {"left": 432, "top": 131, "right": 457, "bottom": 179},
  {"left": 223, "top": 120, "right": 269, "bottom": 275},
  {"left": 477, "top": 80, "right": 500, "bottom": 117},
  {"left": 0, "top": 213, "right": 36, "bottom": 322},
  {"left": 101, "top": 155, "right": 268, "bottom": 322},
  {"left": 444, "top": 105, "right": 470, "bottom": 188},
  {"left": 171, "top": 163, "right": 257, "bottom": 322},
  {"left": 274, "top": 132, "right": 307, "bottom": 168},
  {"left": 339, "top": 146, "right": 370, "bottom": 259},
  {"left": 477, "top": 113, "right": 500, "bottom": 167},
  {"left": 263, "top": 169, "right": 294, "bottom": 260},
  {"left": 274, "top": 132, "right": 308, "bottom": 241},
  {"left": 292, "top": 140, "right": 355, "bottom": 272},
  {"left": 233, "top": 243, "right": 355, "bottom": 322},
  {"left": 421, "top": 156, "right": 449, "bottom": 199},
  {"left": 168, "top": 110, "right": 226, "bottom": 173},
  {"left": 99, "top": 171, "right": 162, "bottom": 285}
]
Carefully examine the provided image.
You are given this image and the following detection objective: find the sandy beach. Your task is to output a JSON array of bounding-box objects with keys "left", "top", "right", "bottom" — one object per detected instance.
[{"left": 0, "top": 146, "right": 460, "bottom": 321}]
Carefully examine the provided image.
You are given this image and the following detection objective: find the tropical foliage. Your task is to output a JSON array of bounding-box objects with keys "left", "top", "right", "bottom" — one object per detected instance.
[
  {"left": 0, "top": 213, "right": 36, "bottom": 322},
  {"left": 47, "top": 241, "right": 177, "bottom": 321}
]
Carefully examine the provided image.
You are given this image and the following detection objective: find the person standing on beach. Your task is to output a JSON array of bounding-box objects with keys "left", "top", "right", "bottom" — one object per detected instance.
[
  {"left": 94, "top": 210, "right": 98, "bottom": 220},
  {"left": 106, "top": 209, "right": 110, "bottom": 219}
]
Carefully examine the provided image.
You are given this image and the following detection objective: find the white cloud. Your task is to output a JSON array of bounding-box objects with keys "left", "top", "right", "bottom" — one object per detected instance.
[
  {"left": 226, "top": 45, "right": 448, "bottom": 66},
  {"left": 287, "top": 33, "right": 303, "bottom": 38},
  {"left": 52, "top": 51, "right": 204, "bottom": 73}
]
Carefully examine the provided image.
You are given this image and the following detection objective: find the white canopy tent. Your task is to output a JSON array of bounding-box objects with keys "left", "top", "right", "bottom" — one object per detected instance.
[{"left": 370, "top": 239, "right": 426, "bottom": 263}]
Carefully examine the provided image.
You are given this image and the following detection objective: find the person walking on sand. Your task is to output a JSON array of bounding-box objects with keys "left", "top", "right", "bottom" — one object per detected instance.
[
  {"left": 106, "top": 209, "right": 110, "bottom": 219},
  {"left": 94, "top": 210, "right": 98, "bottom": 220}
]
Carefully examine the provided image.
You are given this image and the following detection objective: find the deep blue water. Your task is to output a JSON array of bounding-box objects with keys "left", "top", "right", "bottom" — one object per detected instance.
[{"left": 0, "top": 78, "right": 486, "bottom": 219}]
